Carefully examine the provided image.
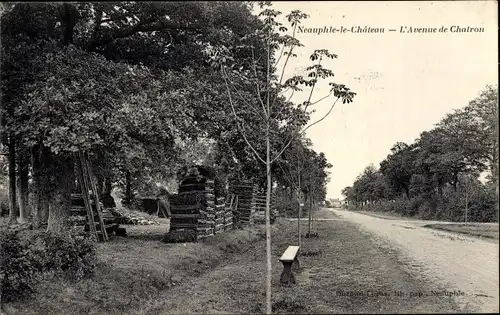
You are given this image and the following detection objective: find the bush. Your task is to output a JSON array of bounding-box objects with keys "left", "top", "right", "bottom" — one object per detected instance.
[
  {"left": 35, "top": 231, "right": 97, "bottom": 280},
  {"left": 0, "top": 230, "right": 41, "bottom": 303},
  {"left": 0, "top": 189, "right": 8, "bottom": 217},
  {"left": 0, "top": 229, "right": 97, "bottom": 303},
  {"left": 275, "top": 198, "right": 298, "bottom": 217}
]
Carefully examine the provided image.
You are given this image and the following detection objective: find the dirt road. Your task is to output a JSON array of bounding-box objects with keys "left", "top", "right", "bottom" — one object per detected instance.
[{"left": 331, "top": 208, "right": 499, "bottom": 313}]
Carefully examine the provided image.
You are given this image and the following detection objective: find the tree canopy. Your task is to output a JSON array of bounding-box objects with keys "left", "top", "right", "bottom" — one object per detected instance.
[{"left": 343, "top": 86, "right": 498, "bottom": 222}]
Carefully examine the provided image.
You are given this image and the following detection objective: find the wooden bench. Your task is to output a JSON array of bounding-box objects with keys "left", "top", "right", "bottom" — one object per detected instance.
[{"left": 279, "top": 245, "right": 300, "bottom": 285}]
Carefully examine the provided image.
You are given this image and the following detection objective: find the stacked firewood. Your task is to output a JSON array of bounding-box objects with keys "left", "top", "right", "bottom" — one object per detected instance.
[
  {"left": 198, "top": 179, "right": 216, "bottom": 239},
  {"left": 167, "top": 178, "right": 218, "bottom": 241},
  {"left": 69, "top": 193, "right": 121, "bottom": 235},
  {"left": 253, "top": 193, "right": 279, "bottom": 224},
  {"left": 108, "top": 207, "right": 159, "bottom": 225},
  {"left": 229, "top": 182, "right": 257, "bottom": 225},
  {"left": 224, "top": 195, "right": 234, "bottom": 231},
  {"left": 214, "top": 196, "right": 225, "bottom": 234},
  {"left": 169, "top": 192, "right": 206, "bottom": 239}
]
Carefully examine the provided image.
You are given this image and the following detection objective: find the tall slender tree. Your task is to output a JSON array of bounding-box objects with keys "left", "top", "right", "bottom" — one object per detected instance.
[{"left": 216, "top": 3, "right": 355, "bottom": 312}]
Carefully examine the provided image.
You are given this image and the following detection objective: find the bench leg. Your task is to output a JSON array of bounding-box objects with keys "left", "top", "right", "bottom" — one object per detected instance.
[
  {"left": 280, "top": 261, "right": 296, "bottom": 285},
  {"left": 292, "top": 257, "right": 300, "bottom": 270}
]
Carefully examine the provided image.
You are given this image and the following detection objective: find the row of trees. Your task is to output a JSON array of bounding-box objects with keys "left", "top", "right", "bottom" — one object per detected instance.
[
  {"left": 1, "top": 3, "right": 352, "bottom": 313},
  {"left": 0, "top": 3, "right": 262, "bottom": 223},
  {"left": 0, "top": 1, "right": 340, "bottom": 225},
  {"left": 342, "top": 86, "right": 498, "bottom": 222}
]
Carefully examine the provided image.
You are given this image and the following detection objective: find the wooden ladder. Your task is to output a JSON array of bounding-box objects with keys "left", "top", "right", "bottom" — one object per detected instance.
[{"left": 74, "top": 151, "right": 108, "bottom": 241}]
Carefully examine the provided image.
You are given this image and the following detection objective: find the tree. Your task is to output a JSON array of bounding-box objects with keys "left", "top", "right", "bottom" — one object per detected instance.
[
  {"left": 341, "top": 186, "right": 354, "bottom": 206},
  {"left": 346, "top": 86, "right": 497, "bottom": 222},
  {"left": 380, "top": 142, "right": 414, "bottom": 199},
  {"left": 215, "top": 3, "right": 355, "bottom": 312},
  {"left": 1, "top": 2, "right": 266, "bottom": 229}
]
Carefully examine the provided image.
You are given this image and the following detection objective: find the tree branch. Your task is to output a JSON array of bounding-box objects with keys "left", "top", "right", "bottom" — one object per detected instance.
[
  {"left": 277, "top": 161, "right": 299, "bottom": 192},
  {"left": 270, "top": 23, "right": 298, "bottom": 110},
  {"left": 251, "top": 48, "right": 268, "bottom": 117},
  {"left": 301, "top": 96, "right": 340, "bottom": 135},
  {"left": 222, "top": 67, "right": 266, "bottom": 164},
  {"left": 224, "top": 68, "right": 266, "bottom": 121},
  {"left": 93, "top": 19, "right": 202, "bottom": 49},
  {"left": 272, "top": 45, "right": 285, "bottom": 69},
  {"left": 308, "top": 90, "right": 333, "bottom": 107},
  {"left": 271, "top": 97, "right": 340, "bottom": 164},
  {"left": 303, "top": 57, "right": 322, "bottom": 113}
]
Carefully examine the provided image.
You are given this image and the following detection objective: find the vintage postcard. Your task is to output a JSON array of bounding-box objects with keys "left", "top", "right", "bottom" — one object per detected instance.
[{"left": 0, "top": 1, "right": 498, "bottom": 314}]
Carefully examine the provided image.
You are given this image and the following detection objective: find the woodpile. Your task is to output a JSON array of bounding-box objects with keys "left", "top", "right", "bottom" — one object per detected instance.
[
  {"left": 253, "top": 193, "right": 278, "bottom": 224},
  {"left": 69, "top": 193, "right": 121, "bottom": 237},
  {"left": 213, "top": 197, "right": 223, "bottom": 234},
  {"left": 224, "top": 195, "right": 234, "bottom": 231},
  {"left": 229, "top": 181, "right": 257, "bottom": 225},
  {"left": 107, "top": 207, "right": 159, "bottom": 225},
  {"left": 168, "top": 177, "right": 217, "bottom": 241}
]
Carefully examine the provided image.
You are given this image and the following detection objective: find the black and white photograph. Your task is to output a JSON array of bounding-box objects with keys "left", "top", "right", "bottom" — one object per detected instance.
[{"left": 0, "top": 1, "right": 498, "bottom": 314}]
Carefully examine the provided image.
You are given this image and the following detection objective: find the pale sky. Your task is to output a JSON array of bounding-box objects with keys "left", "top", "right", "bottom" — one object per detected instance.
[{"left": 269, "top": 1, "right": 498, "bottom": 199}]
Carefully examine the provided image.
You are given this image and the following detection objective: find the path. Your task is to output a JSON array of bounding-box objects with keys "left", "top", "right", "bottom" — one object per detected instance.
[{"left": 331, "top": 208, "right": 499, "bottom": 313}]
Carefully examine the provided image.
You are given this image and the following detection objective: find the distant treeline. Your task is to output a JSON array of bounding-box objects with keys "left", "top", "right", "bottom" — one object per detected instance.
[{"left": 342, "top": 86, "right": 498, "bottom": 222}]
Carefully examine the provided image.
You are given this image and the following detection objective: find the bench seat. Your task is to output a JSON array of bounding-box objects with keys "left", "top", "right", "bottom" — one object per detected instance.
[
  {"left": 279, "top": 245, "right": 300, "bottom": 262},
  {"left": 279, "top": 245, "right": 300, "bottom": 285}
]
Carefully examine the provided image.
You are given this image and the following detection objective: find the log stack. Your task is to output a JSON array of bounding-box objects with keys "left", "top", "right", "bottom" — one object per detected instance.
[
  {"left": 69, "top": 193, "right": 120, "bottom": 236},
  {"left": 214, "top": 196, "right": 225, "bottom": 234},
  {"left": 224, "top": 195, "right": 234, "bottom": 231},
  {"left": 168, "top": 177, "right": 217, "bottom": 241},
  {"left": 169, "top": 192, "right": 208, "bottom": 240},
  {"left": 200, "top": 180, "right": 216, "bottom": 239},
  {"left": 229, "top": 182, "right": 257, "bottom": 225},
  {"left": 254, "top": 193, "right": 278, "bottom": 224}
]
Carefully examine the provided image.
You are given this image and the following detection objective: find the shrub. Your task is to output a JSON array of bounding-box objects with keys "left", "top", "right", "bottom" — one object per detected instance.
[
  {"left": 0, "top": 229, "right": 97, "bottom": 303},
  {"left": 275, "top": 198, "right": 298, "bottom": 217},
  {"left": 0, "top": 229, "right": 42, "bottom": 303},
  {"left": 35, "top": 231, "right": 97, "bottom": 280},
  {"left": 0, "top": 189, "right": 8, "bottom": 217}
]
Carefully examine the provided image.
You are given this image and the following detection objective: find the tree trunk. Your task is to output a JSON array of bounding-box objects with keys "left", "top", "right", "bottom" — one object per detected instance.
[
  {"left": 62, "top": 3, "right": 77, "bottom": 45},
  {"left": 97, "top": 174, "right": 104, "bottom": 195},
  {"left": 124, "top": 170, "right": 133, "bottom": 205},
  {"left": 40, "top": 190, "right": 50, "bottom": 225},
  {"left": 265, "top": 119, "right": 272, "bottom": 314},
  {"left": 38, "top": 146, "right": 51, "bottom": 226},
  {"left": 31, "top": 145, "right": 41, "bottom": 228},
  {"left": 47, "top": 154, "right": 74, "bottom": 233},
  {"left": 8, "top": 135, "right": 18, "bottom": 224},
  {"left": 17, "top": 154, "right": 29, "bottom": 222},
  {"left": 308, "top": 193, "right": 312, "bottom": 235},
  {"left": 297, "top": 159, "right": 302, "bottom": 249},
  {"left": 464, "top": 176, "right": 469, "bottom": 225},
  {"left": 104, "top": 177, "right": 112, "bottom": 195}
]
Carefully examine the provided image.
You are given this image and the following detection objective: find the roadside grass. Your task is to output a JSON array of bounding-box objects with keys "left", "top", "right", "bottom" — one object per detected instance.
[
  {"left": 423, "top": 223, "right": 499, "bottom": 240},
  {"left": 355, "top": 209, "right": 416, "bottom": 221},
  {"left": 138, "top": 214, "right": 465, "bottom": 314},
  {"left": 2, "top": 221, "right": 272, "bottom": 315},
  {"left": 3, "top": 213, "right": 467, "bottom": 314}
]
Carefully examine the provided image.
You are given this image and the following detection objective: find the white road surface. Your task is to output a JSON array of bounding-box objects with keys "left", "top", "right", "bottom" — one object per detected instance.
[{"left": 330, "top": 208, "right": 499, "bottom": 313}]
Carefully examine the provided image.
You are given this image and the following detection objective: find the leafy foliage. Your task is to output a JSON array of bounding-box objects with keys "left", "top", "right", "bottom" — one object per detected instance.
[
  {"left": 343, "top": 86, "right": 498, "bottom": 222},
  {"left": 0, "top": 229, "right": 97, "bottom": 303}
]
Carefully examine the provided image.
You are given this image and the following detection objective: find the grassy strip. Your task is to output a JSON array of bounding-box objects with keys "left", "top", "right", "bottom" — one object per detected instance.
[
  {"left": 3, "top": 214, "right": 470, "bottom": 314},
  {"left": 423, "top": 223, "right": 499, "bottom": 240},
  {"left": 142, "top": 215, "right": 465, "bottom": 314},
  {"left": 2, "top": 222, "right": 272, "bottom": 315}
]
